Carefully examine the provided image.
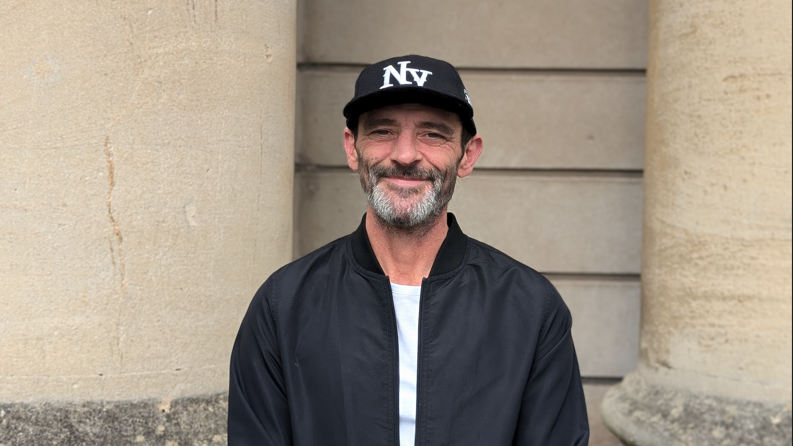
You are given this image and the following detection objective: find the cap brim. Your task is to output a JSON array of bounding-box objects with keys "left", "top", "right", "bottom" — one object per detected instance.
[{"left": 343, "top": 88, "right": 475, "bottom": 134}]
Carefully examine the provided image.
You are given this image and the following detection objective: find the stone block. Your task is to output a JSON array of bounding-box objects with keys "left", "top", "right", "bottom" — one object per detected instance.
[
  {"left": 296, "top": 69, "right": 355, "bottom": 166},
  {"left": 297, "top": 69, "right": 647, "bottom": 170},
  {"left": 295, "top": 170, "right": 369, "bottom": 258},
  {"left": 553, "top": 279, "right": 640, "bottom": 377},
  {"left": 451, "top": 174, "right": 643, "bottom": 274},
  {"left": 295, "top": 170, "right": 643, "bottom": 273},
  {"left": 298, "top": 0, "right": 648, "bottom": 69}
]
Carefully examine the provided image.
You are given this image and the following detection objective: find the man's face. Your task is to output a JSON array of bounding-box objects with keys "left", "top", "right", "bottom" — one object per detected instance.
[{"left": 344, "top": 104, "right": 470, "bottom": 229}]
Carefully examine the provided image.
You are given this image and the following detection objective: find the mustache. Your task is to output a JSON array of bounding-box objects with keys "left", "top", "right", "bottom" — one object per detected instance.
[{"left": 368, "top": 164, "right": 441, "bottom": 183}]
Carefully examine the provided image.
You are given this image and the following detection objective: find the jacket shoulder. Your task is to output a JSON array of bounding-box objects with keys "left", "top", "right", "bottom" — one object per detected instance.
[
  {"left": 465, "top": 237, "right": 571, "bottom": 330},
  {"left": 466, "top": 238, "right": 548, "bottom": 283},
  {"left": 273, "top": 234, "right": 350, "bottom": 279},
  {"left": 252, "top": 234, "right": 351, "bottom": 307}
]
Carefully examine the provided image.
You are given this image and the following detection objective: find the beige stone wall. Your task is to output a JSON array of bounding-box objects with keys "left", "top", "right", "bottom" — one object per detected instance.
[
  {"left": 296, "top": 0, "right": 648, "bottom": 382},
  {"left": 0, "top": 1, "right": 295, "bottom": 402},
  {"left": 639, "top": 0, "right": 792, "bottom": 401}
]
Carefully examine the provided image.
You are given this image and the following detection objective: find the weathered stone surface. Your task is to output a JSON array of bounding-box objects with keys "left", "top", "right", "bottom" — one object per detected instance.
[
  {"left": 637, "top": 0, "right": 793, "bottom": 397},
  {"left": 601, "top": 2, "right": 791, "bottom": 441},
  {"left": 0, "top": 1, "right": 295, "bottom": 402},
  {"left": 0, "top": 394, "right": 227, "bottom": 446},
  {"left": 601, "top": 373, "right": 793, "bottom": 446}
]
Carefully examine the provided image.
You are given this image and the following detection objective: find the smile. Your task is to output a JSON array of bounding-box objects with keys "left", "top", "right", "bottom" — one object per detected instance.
[{"left": 383, "top": 176, "right": 430, "bottom": 188}]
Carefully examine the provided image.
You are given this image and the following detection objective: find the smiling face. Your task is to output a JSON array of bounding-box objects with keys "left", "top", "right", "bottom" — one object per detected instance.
[{"left": 344, "top": 103, "right": 482, "bottom": 230}]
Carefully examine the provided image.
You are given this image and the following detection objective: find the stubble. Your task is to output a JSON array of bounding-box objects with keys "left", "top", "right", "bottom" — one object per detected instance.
[{"left": 357, "top": 153, "right": 458, "bottom": 232}]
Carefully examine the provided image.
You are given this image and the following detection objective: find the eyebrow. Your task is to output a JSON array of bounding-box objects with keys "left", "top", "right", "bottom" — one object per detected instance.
[
  {"left": 361, "top": 117, "right": 456, "bottom": 138},
  {"left": 417, "top": 121, "right": 455, "bottom": 137},
  {"left": 361, "top": 117, "right": 398, "bottom": 131}
]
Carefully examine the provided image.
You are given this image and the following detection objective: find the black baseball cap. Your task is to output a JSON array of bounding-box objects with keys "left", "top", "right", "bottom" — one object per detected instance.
[{"left": 343, "top": 55, "right": 476, "bottom": 135}]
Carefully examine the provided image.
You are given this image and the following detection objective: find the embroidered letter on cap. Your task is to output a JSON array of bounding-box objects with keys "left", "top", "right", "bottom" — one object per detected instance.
[{"left": 381, "top": 61, "right": 433, "bottom": 90}]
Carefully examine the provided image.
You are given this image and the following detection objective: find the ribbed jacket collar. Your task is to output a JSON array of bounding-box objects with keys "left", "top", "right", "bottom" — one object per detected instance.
[{"left": 351, "top": 213, "right": 468, "bottom": 278}]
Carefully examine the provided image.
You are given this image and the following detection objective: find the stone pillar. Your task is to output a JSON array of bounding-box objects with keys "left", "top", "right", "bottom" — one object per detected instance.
[
  {"left": 601, "top": 1, "right": 792, "bottom": 445},
  {"left": 0, "top": 1, "right": 295, "bottom": 443}
]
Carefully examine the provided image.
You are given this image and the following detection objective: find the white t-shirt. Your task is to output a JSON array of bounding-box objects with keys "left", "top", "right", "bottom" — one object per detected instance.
[{"left": 390, "top": 282, "right": 422, "bottom": 446}]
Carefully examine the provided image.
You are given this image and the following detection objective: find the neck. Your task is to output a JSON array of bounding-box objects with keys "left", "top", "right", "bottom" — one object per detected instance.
[{"left": 365, "top": 208, "right": 449, "bottom": 286}]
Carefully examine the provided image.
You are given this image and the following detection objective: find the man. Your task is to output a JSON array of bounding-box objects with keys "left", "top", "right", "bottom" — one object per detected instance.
[{"left": 229, "top": 55, "right": 589, "bottom": 445}]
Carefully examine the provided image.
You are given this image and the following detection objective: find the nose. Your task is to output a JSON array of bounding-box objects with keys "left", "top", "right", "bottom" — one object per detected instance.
[{"left": 389, "top": 131, "right": 422, "bottom": 166}]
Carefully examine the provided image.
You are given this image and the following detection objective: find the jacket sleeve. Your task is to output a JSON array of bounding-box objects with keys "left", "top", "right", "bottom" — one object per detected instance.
[
  {"left": 228, "top": 278, "right": 293, "bottom": 445},
  {"left": 512, "top": 283, "right": 590, "bottom": 446}
]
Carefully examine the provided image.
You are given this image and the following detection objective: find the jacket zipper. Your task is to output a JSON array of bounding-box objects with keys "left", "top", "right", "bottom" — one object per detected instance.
[
  {"left": 386, "top": 279, "right": 401, "bottom": 446},
  {"left": 413, "top": 278, "right": 428, "bottom": 446}
]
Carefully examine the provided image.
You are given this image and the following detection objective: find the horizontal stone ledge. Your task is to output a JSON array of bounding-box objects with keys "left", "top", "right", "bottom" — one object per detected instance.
[
  {"left": 601, "top": 372, "right": 793, "bottom": 446},
  {"left": 295, "top": 164, "right": 645, "bottom": 179},
  {"left": 298, "top": 63, "right": 647, "bottom": 75},
  {"left": 0, "top": 393, "right": 227, "bottom": 446}
]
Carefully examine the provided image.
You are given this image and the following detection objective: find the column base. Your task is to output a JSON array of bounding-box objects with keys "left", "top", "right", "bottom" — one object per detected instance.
[
  {"left": 0, "top": 393, "right": 227, "bottom": 445},
  {"left": 601, "top": 372, "right": 792, "bottom": 446}
]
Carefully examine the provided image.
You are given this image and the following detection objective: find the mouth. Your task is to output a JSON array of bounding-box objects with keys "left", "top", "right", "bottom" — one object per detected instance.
[
  {"left": 366, "top": 164, "right": 440, "bottom": 194},
  {"left": 382, "top": 176, "right": 430, "bottom": 188}
]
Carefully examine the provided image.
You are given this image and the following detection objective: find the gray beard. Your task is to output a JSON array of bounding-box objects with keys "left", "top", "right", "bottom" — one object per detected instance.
[{"left": 361, "top": 163, "right": 457, "bottom": 230}]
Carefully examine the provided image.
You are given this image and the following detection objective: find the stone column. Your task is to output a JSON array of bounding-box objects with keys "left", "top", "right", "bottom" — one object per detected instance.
[
  {"left": 601, "top": 1, "right": 792, "bottom": 445},
  {"left": 0, "top": 1, "right": 295, "bottom": 443}
]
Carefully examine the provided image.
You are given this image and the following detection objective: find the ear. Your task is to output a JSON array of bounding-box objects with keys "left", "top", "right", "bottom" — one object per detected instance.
[
  {"left": 344, "top": 127, "right": 359, "bottom": 171},
  {"left": 457, "top": 134, "right": 483, "bottom": 178}
]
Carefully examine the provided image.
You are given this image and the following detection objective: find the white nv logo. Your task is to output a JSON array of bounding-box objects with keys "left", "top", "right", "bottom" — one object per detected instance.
[{"left": 380, "top": 61, "right": 433, "bottom": 89}]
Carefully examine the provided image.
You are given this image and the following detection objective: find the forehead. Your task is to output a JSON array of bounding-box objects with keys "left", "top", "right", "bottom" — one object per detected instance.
[{"left": 359, "top": 103, "right": 462, "bottom": 129}]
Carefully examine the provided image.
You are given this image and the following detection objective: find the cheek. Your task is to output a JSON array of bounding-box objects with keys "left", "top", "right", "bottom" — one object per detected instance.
[
  {"left": 423, "top": 151, "right": 461, "bottom": 174},
  {"left": 356, "top": 151, "right": 372, "bottom": 170},
  {"left": 356, "top": 144, "right": 387, "bottom": 166}
]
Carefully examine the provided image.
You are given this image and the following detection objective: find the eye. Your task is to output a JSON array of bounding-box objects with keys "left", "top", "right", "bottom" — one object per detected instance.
[
  {"left": 419, "top": 131, "right": 450, "bottom": 145},
  {"left": 369, "top": 128, "right": 393, "bottom": 138}
]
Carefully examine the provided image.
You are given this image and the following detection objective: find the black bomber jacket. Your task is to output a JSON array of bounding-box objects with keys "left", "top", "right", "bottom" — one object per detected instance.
[{"left": 229, "top": 214, "right": 589, "bottom": 445}]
